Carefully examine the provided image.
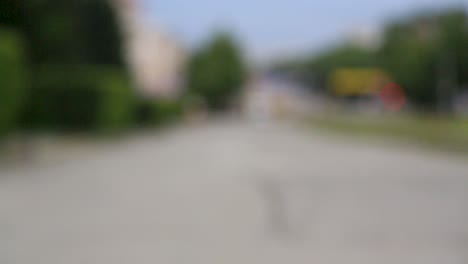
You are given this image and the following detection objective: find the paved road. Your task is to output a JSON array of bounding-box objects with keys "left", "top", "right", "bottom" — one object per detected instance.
[{"left": 1, "top": 120, "right": 468, "bottom": 264}]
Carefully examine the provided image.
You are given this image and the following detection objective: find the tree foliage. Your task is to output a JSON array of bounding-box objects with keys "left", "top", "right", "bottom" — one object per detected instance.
[
  {"left": 22, "top": 66, "right": 134, "bottom": 132},
  {"left": 0, "top": 0, "right": 131, "bottom": 134},
  {"left": 274, "top": 45, "right": 377, "bottom": 93},
  {"left": 273, "top": 8, "right": 467, "bottom": 111},
  {"left": 188, "top": 32, "right": 246, "bottom": 110},
  {"left": 307, "top": 45, "right": 377, "bottom": 90},
  {"left": 378, "top": 24, "right": 438, "bottom": 107},
  {"left": 378, "top": 9, "right": 468, "bottom": 110},
  {"left": 0, "top": 30, "right": 26, "bottom": 136},
  {"left": 20, "top": 0, "right": 123, "bottom": 65},
  {"left": 0, "top": 0, "right": 21, "bottom": 27}
]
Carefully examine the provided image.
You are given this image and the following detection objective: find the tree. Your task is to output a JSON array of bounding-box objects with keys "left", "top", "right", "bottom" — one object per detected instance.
[
  {"left": 0, "top": 30, "right": 26, "bottom": 136},
  {"left": 19, "top": 0, "right": 123, "bottom": 65},
  {"left": 437, "top": 10, "right": 468, "bottom": 90},
  {"left": 0, "top": 0, "right": 20, "bottom": 27},
  {"left": 79, "top": 0, "right": 124, "bottom": 65},
  {"left": 187, "top": 32, "right": 246, "bottom": 110},
  {"left": 0, "top": 2, "right": 25, "bottom": 136},
  {"left": 306, "top": 45, "right": 377, "bottom": 91},
  {"left": 15, "top": 0, "right": 131, "bottom": 131},
  {"left": 272, "top": 45, "right": 377, "bottom": 93},
  {"left": 378, "top": 9, "right": 467, "bottom": 111},
  {"left": 379, "top": 23, "right": 438, "bottom": 109}
]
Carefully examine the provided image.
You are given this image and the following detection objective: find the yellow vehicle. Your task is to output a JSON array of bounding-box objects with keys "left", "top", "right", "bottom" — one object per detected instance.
[{"left": 329, "top": 68, "right": 391, "bottom": 96}]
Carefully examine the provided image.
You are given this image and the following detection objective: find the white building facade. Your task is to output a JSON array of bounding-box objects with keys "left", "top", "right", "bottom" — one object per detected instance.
[{"left": 114, "top": 0, "right": 186, "bottom": 98}]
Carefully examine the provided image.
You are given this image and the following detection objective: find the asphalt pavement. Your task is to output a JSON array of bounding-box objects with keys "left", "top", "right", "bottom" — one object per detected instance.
[{"left": 1, "top": 119, "right": 468, "bottom": 264}]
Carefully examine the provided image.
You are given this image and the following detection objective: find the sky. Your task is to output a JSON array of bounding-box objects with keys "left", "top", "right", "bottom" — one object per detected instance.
[{"left": 139, "top": 0, "right": 466, "bottom": 63}]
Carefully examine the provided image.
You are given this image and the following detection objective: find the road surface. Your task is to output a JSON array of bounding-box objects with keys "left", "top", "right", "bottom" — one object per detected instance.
[{"left": 1, "top": 120, "right": 468, "bottom": 264}]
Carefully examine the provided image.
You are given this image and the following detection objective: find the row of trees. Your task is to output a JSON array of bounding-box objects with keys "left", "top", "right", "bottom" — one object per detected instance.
[
  {"left": 380, "top": 9, "right": 467, "bottom": 110},
  {"left": 13, "top": 0, "right": 124, "bottom": 65},
  {"left": 276, "top": 8, "right": 468, "bottom": 112},
  {"left": 0, "top": 0, "right": 247, "bottom": 138},
  {"left": 0, "top": 0, "right": 135, "bottom": 136}
]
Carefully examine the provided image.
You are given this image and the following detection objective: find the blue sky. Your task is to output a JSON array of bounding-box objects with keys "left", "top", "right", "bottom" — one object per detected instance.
[{"left": 140, "top": 0, "right": 466, "bottom": 62}]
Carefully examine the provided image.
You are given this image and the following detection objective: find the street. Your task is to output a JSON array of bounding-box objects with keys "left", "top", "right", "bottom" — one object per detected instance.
[{"left": 1, "top": 120, "right": 468, "bottom": 264}]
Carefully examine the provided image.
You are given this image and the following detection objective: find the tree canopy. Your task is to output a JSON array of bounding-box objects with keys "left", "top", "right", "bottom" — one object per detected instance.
[
  {"left": 379, "top": 9, "right": 468, "bottom": 110},
  {"left": 273, "top": 8, "right": 468, "bottom": 111},
  {"left": 19, "top": 0, "right": 124, "bottom": 65},
  {"left": 187, "top": 32, "right": 246, "bottom": 110}
]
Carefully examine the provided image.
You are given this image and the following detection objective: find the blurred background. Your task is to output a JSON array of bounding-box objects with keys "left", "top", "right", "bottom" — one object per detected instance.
[
  {"left": 0, "top": 0, "right": 467, "bottom": 151},
  {"left": 1, "top": 0, "right": 468, "bottom": 263}
]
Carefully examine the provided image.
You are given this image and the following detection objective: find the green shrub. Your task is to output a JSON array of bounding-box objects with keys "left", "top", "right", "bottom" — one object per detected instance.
[
  {"left": 97, "top": 69, "right": 135, "bottom": 131},
  {"left": 135, "top": 99, "right": 183, "bottom": 127},
  {"left": 0, "top": 29, "right": 26, "bottom": 136},
  {"left": 22, "top": 65, "right": 134, "bottom": 132}
]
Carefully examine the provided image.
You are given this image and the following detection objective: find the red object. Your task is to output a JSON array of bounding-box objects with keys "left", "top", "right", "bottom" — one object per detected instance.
[{"left": 380, "top": 83, "right": 406, "bottom": 111}]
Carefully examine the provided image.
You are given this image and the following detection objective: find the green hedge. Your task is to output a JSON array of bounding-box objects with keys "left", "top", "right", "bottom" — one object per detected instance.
[
  {"left": 0, "top": 29, "right": 26, "bottom": 136},
  {"left": 135, "top": 99, "right": 184, "bottom": 127},
  {"left": 22, "top": 65, "right": 134, "bottom": 132}
]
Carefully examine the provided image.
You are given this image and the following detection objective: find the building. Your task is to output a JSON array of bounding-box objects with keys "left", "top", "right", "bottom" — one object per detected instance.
[{"left": 114, "top": 0, "right": 186, "bottom": 98}]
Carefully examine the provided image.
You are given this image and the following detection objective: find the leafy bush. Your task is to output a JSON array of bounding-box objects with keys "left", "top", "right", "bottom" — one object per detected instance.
[
  {"left": 22, "top": 65, "right": 134, "bottom": 132},
  {"left": 135, "top": 99, "right": 184, "bottom": 127},
  {"left": 0, "top": 29, "right": 26, "bottom": 136}
]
